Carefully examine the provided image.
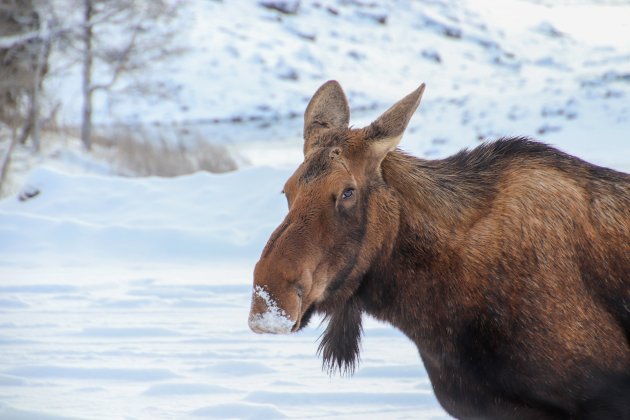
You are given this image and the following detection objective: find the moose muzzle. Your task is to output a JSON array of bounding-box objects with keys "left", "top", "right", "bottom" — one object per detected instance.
[{"left": 248, "top": 285, "right": 299, "bottom": 334}]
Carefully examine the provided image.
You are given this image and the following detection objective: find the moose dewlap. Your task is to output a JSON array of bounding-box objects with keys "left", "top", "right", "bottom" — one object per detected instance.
[{"left": 248, "top": 80, "right": 630, "bottom": 419}]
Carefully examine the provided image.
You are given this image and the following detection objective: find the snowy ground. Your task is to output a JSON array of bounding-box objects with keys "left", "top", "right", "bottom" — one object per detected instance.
[{"left": 1, "top": 0, "right": 630, "bottom": 418}]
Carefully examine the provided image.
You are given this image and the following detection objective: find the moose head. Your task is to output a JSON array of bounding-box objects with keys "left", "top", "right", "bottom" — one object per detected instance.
[{"left": 248, "top": 81, "right": 425, "bottom": 336}]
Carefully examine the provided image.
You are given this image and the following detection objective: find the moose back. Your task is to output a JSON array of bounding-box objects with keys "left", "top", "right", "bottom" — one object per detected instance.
[{"left": 248, "top": 81, "right": 630, "bottom": 419}]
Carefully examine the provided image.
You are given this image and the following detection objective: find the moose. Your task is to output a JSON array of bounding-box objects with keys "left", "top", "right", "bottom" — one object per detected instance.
[{"left": 248, "top": 80, "right": 630, "bottom": 419}]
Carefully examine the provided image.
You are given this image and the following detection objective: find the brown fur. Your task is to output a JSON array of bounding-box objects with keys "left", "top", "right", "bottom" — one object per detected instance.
[{"left": 249, "top": 81, "right": 630, "bottom": 419}]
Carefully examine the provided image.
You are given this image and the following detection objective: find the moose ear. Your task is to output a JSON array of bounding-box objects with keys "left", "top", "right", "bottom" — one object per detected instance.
[
  {"left": 365, "top": 83, "right": 425, "bottom": 163},
  {"left": 303, "top": 80, "right": 350, "bottom": 155}
]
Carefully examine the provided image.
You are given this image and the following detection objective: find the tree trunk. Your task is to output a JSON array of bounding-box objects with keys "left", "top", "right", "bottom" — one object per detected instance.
[
  {"left": 80, "top": 0, "right": 93, "bottom": 151},
  {"left": 16, "top": 6, "right": 49, "bottom": 152},
  {"left": 29, "top": 24, "right": 50, "bottom": 153},
  {"left": 17, "top": 111, "right": 32, "bottom": 146},
  {"left": 0, "top": 127, "right": 18, "bottom": 194}
]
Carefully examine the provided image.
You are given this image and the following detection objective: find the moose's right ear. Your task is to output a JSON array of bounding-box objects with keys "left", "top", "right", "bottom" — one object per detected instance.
[{"left": 303, "top": 80, "right": 350, "bottom": 155}]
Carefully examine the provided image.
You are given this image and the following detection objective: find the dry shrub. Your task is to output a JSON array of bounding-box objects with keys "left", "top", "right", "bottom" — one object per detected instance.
[{"left": 93, "top": 126, "right": 239, "bottom": 177}]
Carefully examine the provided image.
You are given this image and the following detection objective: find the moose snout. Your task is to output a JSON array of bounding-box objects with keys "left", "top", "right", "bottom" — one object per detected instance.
[
  {"left": 248, "top": 285, "right": 297, "bottom": 334},
  {"left": 249, "top": 222, "right": 316, "bottom": 334}
]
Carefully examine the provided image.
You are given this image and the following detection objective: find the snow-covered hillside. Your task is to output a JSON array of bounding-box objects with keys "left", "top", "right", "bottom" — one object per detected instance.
[
  {"left": 1, "top": 0, "right": 630, "bottom": 418},
  {"left": 51, "top": 0, "right": 630, "bottom": 168}
]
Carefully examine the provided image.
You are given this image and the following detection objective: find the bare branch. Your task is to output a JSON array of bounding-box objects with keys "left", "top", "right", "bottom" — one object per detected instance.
[{"left": 89, "top": 26, "right": 139, "bottom": 93}]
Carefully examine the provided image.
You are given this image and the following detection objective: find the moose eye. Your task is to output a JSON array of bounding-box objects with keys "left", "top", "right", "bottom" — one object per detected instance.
[{"left": 342, "top": 188, "right": 354, "bottom": 199}]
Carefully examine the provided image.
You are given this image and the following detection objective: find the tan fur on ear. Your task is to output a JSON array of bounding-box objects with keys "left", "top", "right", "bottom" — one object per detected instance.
[
  {"left": 303, "top": 81, "right": 350, "bottom": 155},
  {"left": 365, "top": 83, "right": 426, "bottom": 162}
]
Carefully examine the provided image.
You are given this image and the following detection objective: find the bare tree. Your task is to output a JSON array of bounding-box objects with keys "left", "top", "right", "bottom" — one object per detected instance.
[
  {"left": 0, "top": 0, "right": 50, "bottom": 145},
  {"left": 73, "top": 0, "right": 184, "bottom": 150},
  {"left": 0, "top": 0, "right": 51, "bottom": 190},
  {"left": 1, "top": 0, "right": 186, "bottom": 192}
]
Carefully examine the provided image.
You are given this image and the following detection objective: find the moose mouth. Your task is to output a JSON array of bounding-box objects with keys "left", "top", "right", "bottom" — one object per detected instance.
[
  {"left": 291, "top": 286, "right": 316, "bottom": 332},
  {"left": 293, "top": 302, "right": 316, "bottom": 332}
]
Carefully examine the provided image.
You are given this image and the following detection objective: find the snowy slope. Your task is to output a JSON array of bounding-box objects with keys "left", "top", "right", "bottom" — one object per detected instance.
[
  {"left": 44, "top": 0, "right": 630, "bottom": 171},
  {"left": 197, "top": 0, "right": 629, "bottom": 170},
  {"left": 50, "top": 0, "right": 630, "bottom": 165}
]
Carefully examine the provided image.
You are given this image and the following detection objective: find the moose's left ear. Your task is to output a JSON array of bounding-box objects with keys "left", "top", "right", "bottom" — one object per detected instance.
[{"left": 364, "top": 83, "right": 425, "bottom": 162}]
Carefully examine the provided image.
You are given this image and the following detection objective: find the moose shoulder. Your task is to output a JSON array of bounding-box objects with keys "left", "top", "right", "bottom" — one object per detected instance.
[{"left": 248, "top": 80, "right": 630, "bottom": 419}]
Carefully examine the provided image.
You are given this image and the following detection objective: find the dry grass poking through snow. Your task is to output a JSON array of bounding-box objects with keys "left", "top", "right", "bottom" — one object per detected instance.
[
  {"left": 0, "top": 124, "right": 240, "bottom": 197},
  {"left": 92, "top": 126, "right": 239, "bottom": 177}
]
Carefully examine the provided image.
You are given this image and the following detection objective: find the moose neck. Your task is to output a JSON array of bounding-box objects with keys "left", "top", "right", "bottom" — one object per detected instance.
[
  {"left": 359, "top": 149, "right": 498, "bottom": 342},
  {"left": 383, "top": 150, "right": 496, "bottom": 234}
]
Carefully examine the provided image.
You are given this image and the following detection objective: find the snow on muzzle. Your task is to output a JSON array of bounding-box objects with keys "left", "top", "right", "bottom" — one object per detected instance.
[{"left": 248, "top": 285, "right": 299, "bottom": 334}]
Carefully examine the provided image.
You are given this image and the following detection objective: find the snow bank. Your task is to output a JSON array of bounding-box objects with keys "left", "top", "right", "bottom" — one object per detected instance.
[{"left": 0, "top": 166, "right": 289, "bottom": 265}]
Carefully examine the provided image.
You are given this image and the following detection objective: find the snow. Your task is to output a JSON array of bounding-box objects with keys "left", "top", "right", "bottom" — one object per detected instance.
[
  {"left": 2, "top": 0, "right": 630, "bottom": 418},
  {"left": 0, "top": 166, "right": 290, "bottom": 263},
  {"left": 248, "top": 286, "right": 295, "bottom": 334}
]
